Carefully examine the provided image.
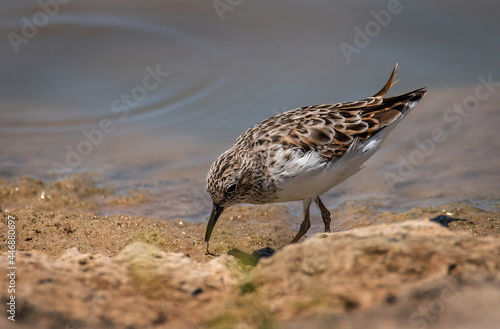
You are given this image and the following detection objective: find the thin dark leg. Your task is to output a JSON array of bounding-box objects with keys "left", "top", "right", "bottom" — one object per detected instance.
[
  {"left": 315, "top": 196, "right": 331, "bottom": 233},
  {"left": 290, "top": 199, "right": 312, "bottom": 243}
]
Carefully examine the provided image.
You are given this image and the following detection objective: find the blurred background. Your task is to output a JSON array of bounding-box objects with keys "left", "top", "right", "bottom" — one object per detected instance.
[{"left": 1, "top": 0, "right": 499, "bottom": 221}]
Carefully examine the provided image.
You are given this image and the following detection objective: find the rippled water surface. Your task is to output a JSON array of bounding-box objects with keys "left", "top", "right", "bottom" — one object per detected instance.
[{"left": 1, "top": 0, "right": 499, "bottom": 220}]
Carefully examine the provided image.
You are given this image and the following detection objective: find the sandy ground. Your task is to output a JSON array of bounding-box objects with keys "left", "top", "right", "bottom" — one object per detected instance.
[{"left": 0, "top": 175, "right": 499, "bottom": 328}]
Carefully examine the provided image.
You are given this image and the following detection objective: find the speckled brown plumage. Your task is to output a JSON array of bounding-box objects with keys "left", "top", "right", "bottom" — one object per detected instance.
[{"left": 235, "top": 65, "right": 424, "bottom": 161}]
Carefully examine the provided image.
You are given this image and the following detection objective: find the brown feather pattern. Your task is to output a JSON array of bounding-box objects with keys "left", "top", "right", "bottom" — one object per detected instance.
[{"left": 234, "top": 65, "right": 426, "bottom": 162}]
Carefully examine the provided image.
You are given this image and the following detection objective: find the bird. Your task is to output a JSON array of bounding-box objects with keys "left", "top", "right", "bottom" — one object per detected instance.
[{"left": 204, "top": 64, "right": 426, "bottom": 254}]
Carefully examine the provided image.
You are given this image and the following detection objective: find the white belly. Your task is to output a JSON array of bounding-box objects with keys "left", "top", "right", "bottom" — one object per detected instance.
[{"left": 269, "top": 137, "right": 383, "bottom": 202}]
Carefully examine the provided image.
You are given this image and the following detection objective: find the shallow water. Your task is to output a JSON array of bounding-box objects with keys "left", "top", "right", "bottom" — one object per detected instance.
[{"left": 1, "top": 0, "right": 500, "bottom": 221}]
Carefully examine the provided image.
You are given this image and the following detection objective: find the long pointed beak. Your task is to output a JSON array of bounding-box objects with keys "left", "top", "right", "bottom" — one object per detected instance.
[{"left": 205, "top": 203, "right": 224, "bottom": 254}]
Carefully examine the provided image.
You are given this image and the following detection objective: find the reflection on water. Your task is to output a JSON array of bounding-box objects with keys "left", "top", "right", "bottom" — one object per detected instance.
[{"left": 1, "top": 0, "right": 499, "bottom": 221}]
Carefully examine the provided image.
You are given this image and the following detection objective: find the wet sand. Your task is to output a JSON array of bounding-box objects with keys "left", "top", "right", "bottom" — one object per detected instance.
[{"left": 1, "top": 175, "right": 499, "bottom": 328}]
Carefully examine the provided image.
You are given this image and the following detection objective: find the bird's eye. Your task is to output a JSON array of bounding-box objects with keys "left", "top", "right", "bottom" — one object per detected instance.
[{"left": 226, "top": 184, "right": 237, "bottom": 193}]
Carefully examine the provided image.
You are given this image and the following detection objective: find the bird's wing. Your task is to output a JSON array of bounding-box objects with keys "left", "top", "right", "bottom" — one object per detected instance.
[{"left": 237, "top": 65, "right": 426, "bottom": 162}]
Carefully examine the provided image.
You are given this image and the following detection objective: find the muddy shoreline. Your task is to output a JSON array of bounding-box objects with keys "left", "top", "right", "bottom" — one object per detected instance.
[{"left": 1, "top": 175, "right": 499, "bottom": 328}]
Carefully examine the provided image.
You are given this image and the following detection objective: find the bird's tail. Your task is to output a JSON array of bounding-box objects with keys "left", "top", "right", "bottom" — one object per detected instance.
[{"left": 373, "top": 63, "right": 399, "bottom": 98}]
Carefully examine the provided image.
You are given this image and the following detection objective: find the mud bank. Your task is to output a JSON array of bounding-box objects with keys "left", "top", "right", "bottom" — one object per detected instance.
[{"left": 0, "top": 176, "right": 499, "bottom": 329}]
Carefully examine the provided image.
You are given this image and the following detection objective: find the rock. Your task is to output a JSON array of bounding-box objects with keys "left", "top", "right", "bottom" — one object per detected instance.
[
  {"left": 115, "top": 242, "right": 239, "bottom": 296},
  {"left": 0, "top": 242, "right": 240, "bottom": 329},
  {"left": 246, "top": 221, "right": 500, "bottom": 320},
  {"left": 252, "top": 247, "right": 276, "bottom": 259},
  {"left": 430, "top": 214, "right": 469, "bottom": 227}
]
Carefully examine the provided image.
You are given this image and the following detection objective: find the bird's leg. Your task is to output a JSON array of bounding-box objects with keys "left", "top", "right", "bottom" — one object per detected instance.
[
  {"left": 290, "top": 199, "right": 312, "bottom": 243},
  {"left": 315, "top": 196, "right": 331, "bottom": 233}
]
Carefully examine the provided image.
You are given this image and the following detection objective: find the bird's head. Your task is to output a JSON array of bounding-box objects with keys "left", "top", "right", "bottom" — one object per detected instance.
[{"left": 205, "top": 148, "right": 253, "bottom": 250}]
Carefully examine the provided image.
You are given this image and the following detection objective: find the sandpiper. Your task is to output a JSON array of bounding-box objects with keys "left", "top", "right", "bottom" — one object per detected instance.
[{"left": 205, "top": 64, "right": 426, "bottom": 254}]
